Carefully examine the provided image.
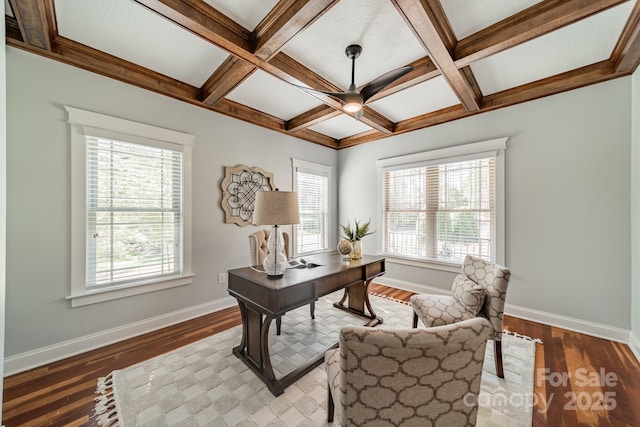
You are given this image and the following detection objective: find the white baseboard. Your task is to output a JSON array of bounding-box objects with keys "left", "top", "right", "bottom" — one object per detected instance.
[
  {"left": 4, "top": 296, "right": 237, "bottom": 376},
  {"left": 375, "top": 276, "right": 450, "bottom": 297},
  {"left": 375, "top": 277, "right": 632, "bottom": 346},
  {"left": 629, "top": 331, "right": 640, "bottom": 363}
]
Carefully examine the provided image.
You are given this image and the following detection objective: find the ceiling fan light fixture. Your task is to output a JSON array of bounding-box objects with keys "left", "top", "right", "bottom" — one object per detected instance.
[
  {"left": 342, "top": 100, "right": 362, "bottom": 113},
  {"left": 291, "top": 44, "right": 413, "bottom": 121}
]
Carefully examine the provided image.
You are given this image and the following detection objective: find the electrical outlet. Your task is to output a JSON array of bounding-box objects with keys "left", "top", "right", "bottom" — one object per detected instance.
[{"left": 218, "top": 273, "right": 226, "bottom": 284}]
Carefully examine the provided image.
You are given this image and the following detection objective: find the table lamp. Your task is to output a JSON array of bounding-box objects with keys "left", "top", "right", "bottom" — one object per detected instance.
[{"left": 252, "top": 189, "right": 300, "bottom": 279}]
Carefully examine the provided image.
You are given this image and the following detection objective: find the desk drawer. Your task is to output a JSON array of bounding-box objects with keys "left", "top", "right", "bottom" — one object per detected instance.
[{"left": 315, "top": 269, "right": 362, "bottom": 297}]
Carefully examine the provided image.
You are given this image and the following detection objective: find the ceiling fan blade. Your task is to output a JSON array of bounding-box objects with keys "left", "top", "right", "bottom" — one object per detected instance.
[
  {"left": 293, "top": 85, "right": 364, "bottom": 114},
  {"left": 360, "top": 66, "right": 414, "bottom": 103},
  {"left": 292, "top": 84, "right": 349, "bottom": 101}
]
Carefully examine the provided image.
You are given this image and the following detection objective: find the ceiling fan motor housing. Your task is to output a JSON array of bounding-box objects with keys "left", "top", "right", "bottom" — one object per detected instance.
[{"left": 345, "top": 44, "right": 362, "bottom": 60}]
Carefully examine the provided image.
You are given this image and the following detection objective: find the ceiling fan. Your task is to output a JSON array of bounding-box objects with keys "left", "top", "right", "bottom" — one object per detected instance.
[{"left": 294, "top": 44, "right": 414, "bottom": 120}]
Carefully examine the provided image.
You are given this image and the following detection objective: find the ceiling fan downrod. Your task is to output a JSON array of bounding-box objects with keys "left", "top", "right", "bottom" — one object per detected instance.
[{"left": 343, "top": 44, "right": 364, "bottom": 113}]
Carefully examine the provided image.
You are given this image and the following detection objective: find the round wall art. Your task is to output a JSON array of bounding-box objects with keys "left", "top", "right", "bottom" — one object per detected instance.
[{"left": 221, "top": 165, "right": 275, "bottom": 226}]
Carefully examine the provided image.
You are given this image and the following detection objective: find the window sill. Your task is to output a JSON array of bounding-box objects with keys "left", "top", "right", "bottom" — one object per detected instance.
[
  {"left": 383, "top": 255, "right": 461, "bottom": 273},
  {"left": 67, "top": 273, "right": 194, "bottom": 307}
]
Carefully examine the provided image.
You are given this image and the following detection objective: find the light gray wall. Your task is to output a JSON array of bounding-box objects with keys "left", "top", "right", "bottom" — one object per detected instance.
[
  {"left": 338, "top": 77, "right": 632, "bottom": 329},
  {"left": 1, "top": 0, "right": 8, "bottom": 405},
  {"left": 632, "top": 66, "right": 640, "bottom": 340},
  {"left": 5, "top": 47, "right": 338, "bottom": 357}
]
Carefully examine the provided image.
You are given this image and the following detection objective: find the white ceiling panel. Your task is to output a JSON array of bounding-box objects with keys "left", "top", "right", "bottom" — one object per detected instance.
[
  {"left": 308, "top": 114, "right": 372, "bottom": 140},
  {"left": 203, "top": 0, "right": 279, "bottom": 31},
  {"left": 226, "top": 70, "right": 324, "bottom": 120},
  {"left": 54, "top": 0, "right": 229, "bottom": 87},
  {"left": 369, "top": 76, "right": 460, "bottom": 122},
  {"left": 471, "top": 1, "right": 634, "bottom": 95},
  {"left": 441, "top": 0, "right": 543, "bottom": 39},
  {"left": 282, "top": 0, "right": 426, "bottom": 90}
]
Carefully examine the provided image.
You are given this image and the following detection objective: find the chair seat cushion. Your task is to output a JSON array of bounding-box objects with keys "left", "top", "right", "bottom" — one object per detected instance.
[
  {"left": 411, "top": 294, "right": 476, "bottom": 327},
  {"left": 451, "top": 273, "right": 486, "bottom": 315}
]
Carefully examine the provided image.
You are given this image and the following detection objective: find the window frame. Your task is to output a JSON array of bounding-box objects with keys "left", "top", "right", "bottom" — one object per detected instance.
[
  {"left": 67, "top": 107, "right": 194, "bottom": 307},
  {"left": 291, "top": 159, "right": 333, "bottom": 257},
  {"left": 376, "top": 138, "right": 507, "bottom": 272}
]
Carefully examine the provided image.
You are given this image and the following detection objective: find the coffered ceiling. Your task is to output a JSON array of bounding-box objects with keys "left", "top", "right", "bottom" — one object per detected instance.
[{"left": 5, "top": 0, "right": 640, "bottom": 149}]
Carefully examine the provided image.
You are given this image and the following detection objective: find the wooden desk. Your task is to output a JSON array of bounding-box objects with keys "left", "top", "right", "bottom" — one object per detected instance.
[{"left": 227, "top": 251, "right": 385, "bottom": 396}]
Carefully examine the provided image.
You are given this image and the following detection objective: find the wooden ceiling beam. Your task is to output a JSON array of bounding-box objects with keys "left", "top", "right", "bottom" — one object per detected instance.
[
  {"left": 209, "top": 99, "right": 338, "bottom": 148},
  {"left": 286, "top": 105, "right": 342, "bottom": 132},
  {"left": 611, "top": 0, "right": 640, "bottom": 74},
  {"left": 392, "top": 0, "right": 481, "bottom": 112},
  {"left": 480, "top": 60, "right": 619, "bottom": 111},
  {"left": 254, "top": 0, "right": 339, "bottom": 61},
  {"left": 6, "top": 31, "right": 336, "bottom": 148},
  {"left": 134, "top": 0, "right": 253, "bottom": 61},
  {"left": 455, "top": 0, "right": 629, "bottom": 68},
  {"left": 201, "top": 56, "right": 257, "bottom": 106},
  {"left": 134, "top": 0, "right": 398, "bottom": 134},
  {"left": 7, "top": 0, "right": 54, "bottom": 51},
  {"left": 360, "top": 108, "right": 396, "bottom": 134},
  {"left": 200, "top": 0, "right": 338, "bottom": 106},
  {"left": 338, "top": 130, "right": 386, "bottom": 149},
  {"left": 50, "top": 36, "right": 200, "bottom": 99},
  {"left": 350, "top": 60, "right": 621, "bottom": 144}
]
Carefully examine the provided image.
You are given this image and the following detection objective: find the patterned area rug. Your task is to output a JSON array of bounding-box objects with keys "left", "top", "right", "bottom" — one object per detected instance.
[{"left": 94, "top": 294, "right": 538, "bottom": 427}]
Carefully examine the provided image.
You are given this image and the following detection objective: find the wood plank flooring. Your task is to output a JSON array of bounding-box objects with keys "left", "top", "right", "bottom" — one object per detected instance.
[{"left": 3, "top": 284, "right": 640, "bottom": 426}]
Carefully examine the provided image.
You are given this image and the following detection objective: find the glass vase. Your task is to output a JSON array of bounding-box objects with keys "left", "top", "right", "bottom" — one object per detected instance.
[{"left": 351, "top": 240, "right": 362, "bottom": 260}]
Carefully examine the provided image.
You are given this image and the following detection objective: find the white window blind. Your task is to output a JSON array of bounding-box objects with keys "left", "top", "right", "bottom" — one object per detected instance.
[
  {"left": 86, "top": 137, "right": 183, "bottom": 288},
  {"left": 383, "top": 158, "right": 495, "bottom": 263},
  {"left": 68, "top": 106, "right": 193, "bottom": 307},
  {"left": 378, "top": 138, "right": 507, "bottom": 266},
  {"left": 292, "top": 159, "right": 332, "bottom": 256}
]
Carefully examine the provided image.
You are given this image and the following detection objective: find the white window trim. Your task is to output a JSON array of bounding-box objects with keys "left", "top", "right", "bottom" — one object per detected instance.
[
  {"left": 66, "top": 106, "right": 194, "bottom": 307},
  {"left": 376, "top": 137, "right": 508, "bottom": 271},
  {"left": 291, "top": 159, "right": 333, "bottom": 257}
]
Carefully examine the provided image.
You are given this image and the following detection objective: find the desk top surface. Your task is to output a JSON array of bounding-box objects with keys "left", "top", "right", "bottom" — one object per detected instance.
[{"left": 228, "top": 251, "right": 384, "bottom": 291}]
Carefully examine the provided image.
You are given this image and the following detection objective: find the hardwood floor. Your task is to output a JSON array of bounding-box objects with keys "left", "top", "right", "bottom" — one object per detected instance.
[{"left": 3, "top": 284, "right": 640, "bottom": 426}]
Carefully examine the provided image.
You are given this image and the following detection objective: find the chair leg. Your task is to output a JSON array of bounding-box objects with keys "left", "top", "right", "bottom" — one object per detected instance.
[
  {"left": 412, "top": 312, "right": 418, "bottom": 328},
  {"left": 494, "top": 340, "right": 504, "bottom": 378},
  {"left": 310, "top": 300, "right": 315, "bottom": 319},
  {"left": 327, "top": 386, "right": 334, "bottom": 422},
  {"left": 276, "top": 316, "right": 282, "bottom": 336}
]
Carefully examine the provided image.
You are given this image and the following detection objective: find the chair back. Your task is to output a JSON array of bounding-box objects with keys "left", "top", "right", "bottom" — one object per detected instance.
[
  {"left": 462, "top": 255, "right": 511, "bottom": 340},
  {"left": 248, "top": 229, "right": 290, "bottom": 265},
  {"left": 334, "top": 317, "right": 491, "bottom": 426}
]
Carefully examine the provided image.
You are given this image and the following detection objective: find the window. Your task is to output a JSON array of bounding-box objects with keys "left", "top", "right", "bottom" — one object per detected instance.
[
  {"left": 67, "top": 107, "right": 193, "bottom": 307},
  {"left": 377, "top": 138, "right": 506, "bottom": 268},
  {"left": 292, "top": 159, "right": 332, "bottom": 256}
]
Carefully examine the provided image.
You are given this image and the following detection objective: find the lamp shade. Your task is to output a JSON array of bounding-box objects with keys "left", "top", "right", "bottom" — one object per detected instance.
[{"left": 253, "top": 191, "right": 300, "bottom": 225}]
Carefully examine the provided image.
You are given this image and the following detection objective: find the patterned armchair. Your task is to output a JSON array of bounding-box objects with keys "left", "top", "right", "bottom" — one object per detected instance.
[
  {"left": 248, "top": 229, "right": 315, "bottom": 334},
  {"left": 411, "top": 255, "right": 511, "bottom": 378},
  {"left": 325, "top": 317, "right": 492, "bottom": 426}
]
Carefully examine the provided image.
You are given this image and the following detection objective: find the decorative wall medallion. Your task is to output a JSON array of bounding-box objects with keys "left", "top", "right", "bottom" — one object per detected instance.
[{"left": 221, "top": 165, "right": 275, "bottom": 226}]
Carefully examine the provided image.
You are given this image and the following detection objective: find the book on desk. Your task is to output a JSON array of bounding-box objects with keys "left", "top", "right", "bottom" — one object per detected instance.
[{"left": 287, "top": 258, "right": 321, "bottom": 269}]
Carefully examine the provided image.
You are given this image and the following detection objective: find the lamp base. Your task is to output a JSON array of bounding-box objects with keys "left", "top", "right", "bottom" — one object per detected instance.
[{"left": 263, "top": 225, "right": 288, "bottom": 278}]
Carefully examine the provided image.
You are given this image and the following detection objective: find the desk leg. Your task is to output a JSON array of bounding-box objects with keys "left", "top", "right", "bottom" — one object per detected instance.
[
  {"left": 232, "top": 301, "right": 285, "bottom": 396},
  {"left": 333, "top": 278, "right": 383, "bottom": 326}
]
